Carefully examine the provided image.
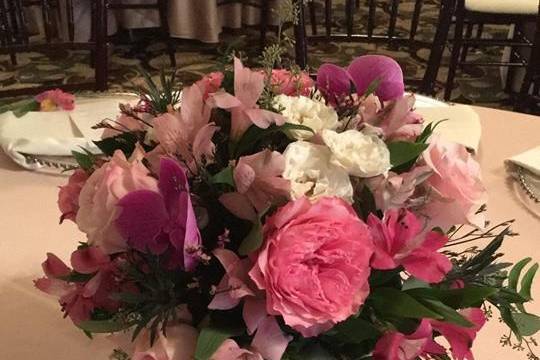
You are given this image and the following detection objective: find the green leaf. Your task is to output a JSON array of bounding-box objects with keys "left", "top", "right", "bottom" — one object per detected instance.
[
  {"left": 363, "top": 78, "right": 381, "bottom": 98},
  {"left": 509, "top": 258, "right": 532, "bottom": 291},
  {"left": 233, "top": 123, "right": 314, "bottom": 158},
  {"left": 238, "top": 218, "right": 263, "bottom": 256},
  {"left": 211, "top": 166, "right": 235, "bottom": 187},
  {"left": 94, "top": 131, "right": 143, "bottom": 157},
  {"left": 332, "top": 317, "right": 380, "bottom": 344},
  {"left": 416, "top": 119, "right": 447, "bottom": 144},
  {"left": 387, "top": 141, "right": 428, "bottom": 168},
  {"left": 401, "top": 277, "right": 430, "bottom": 291},
  {"left": 369, "top": 288, "right": 442, "bottom": 320},
  {"left": 12, "top": 100, "right": 40, "bottom": 118},
  {"left": 418, "top": 298, "right": 473, "bottom": 327},
  {"left": 406, "top": 286, "right": 498, "bottom": 308},
  {"left": 498, "top": 304, "right": 521, "bottom": 339},
  {"left": 72, "top": 150, "right": 94, "bottom": 171},
  {"left": 519, "top": 263, "right": 538, "bottom": 301},
  {"left": 512, "top": 313, "right": 540, "bottom": 336},
  {"left": 77, "top": 319, "right": 132, "bottom": 333},
  {"left": 195, "top": 326, "right": 240, "bottom": 360}
]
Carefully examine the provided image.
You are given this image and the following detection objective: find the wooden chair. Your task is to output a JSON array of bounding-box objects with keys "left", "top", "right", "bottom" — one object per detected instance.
[
  {"left": 293, "top": 0, "right": 455, "bottom": 95},
  {"left": 444, "top": 0, "right": 539, "bottom": 100},
  {"left": 0, "top": 0, "right": 109, "bottom": 97},
  {"left": 104, "top": 0, "right": 176, "bottom": 67},
  {"left": 515, "top": 2, "right": 540, "bottom": 114}
]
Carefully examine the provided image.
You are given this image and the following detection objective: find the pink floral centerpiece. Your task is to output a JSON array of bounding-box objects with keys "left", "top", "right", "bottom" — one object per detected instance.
[{"left": 36, "top": 55, "right": 539, "bottom": 360}]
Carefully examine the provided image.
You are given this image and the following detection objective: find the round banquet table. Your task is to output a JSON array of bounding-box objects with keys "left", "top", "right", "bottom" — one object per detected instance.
[{"left": 0, "top": 105, "right": 539, "bottom": 359}]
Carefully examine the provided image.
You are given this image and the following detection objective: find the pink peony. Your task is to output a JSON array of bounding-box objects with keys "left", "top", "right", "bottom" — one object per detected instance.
[
  {"left": 249, "top": 196, "right": 374, "bottom": 337},
  {"left": 271, "top": 69, "right": 314, "bottom": 97},
  {"left": 195, "top": 71, "right": 224, "bottom": 100},
  {"left": 422, "top": 136, "right": 487, "bottom": 229},
  {"left": 35, "top": 89, "right": 75, "bottom": 111},
  {"left": 58, "top": 169, "right": 89, "bottom": 223},
  {"left": 373, "top": 319, "right": 441, "bottom": 360},
  {"left": 76, "top": 147, "right": 158, "bottom": 254},
  {"left": 367, "top": 208, "right": 452, "bottom": 283},
  {"left": 219, "top": 150, "right": 290, "bottom": 221},
  {"left": 131, "top": 324, "right": 198, "bottom": 360},
  {"left": 209, "top": 57, "right": 285, "bottom": 140},
  {"left": 151, "top": 83, "right": 218, "bottom": 173}
]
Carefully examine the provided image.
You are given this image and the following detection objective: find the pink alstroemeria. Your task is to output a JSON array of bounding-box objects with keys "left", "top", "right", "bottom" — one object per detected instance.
[
  {"left": 366, "top": 165, "right": 433, "bottom": 211},
  {"left": 34, "top": 248, "right": 122, "bottom": 324},
  {"left": 209, "top": 57, "right": 285, "bottom": 140},
  {"left": 430, "top": 308, "right": 486, "bottom": 360},
  {"left": 373, "top": 320, "right": 442, "bottom": 360},
  {"left": 367, "top": 208, "right": 452, "bottom": 283},
  {"left": 115, "top": 158, "right": 201, "bottom": 271},
  {"left": 219, "top": 150, "right": 290, "bottom": 221},
  {"left": 58, "top": 169, "right": 88, "bottom": 223},
  {"left": 152, "top": 83, "right": 219, "bottom": 173},
  {"left": 366, "top": 94, "right": 423, "bottom": 141},
  {"left": 208, "top": 249, "right": 291, "bottom": 360}
]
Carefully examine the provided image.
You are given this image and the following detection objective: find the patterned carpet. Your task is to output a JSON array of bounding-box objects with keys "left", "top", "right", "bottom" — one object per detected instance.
[{"left": 0, "top": 0, "right": 533, "bottom": 113}]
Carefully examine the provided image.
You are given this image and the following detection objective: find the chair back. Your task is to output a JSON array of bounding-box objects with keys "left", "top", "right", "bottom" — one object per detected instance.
[{"left": 0, "top": 0, "right": 109, "bottom": 97}]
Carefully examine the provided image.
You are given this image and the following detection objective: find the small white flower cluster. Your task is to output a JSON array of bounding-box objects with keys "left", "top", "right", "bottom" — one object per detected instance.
[{"left": 276, "top": 95, "right": 391, "bottom": 203}]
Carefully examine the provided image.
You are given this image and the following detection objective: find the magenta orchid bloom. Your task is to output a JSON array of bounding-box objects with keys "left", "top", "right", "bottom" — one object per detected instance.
[
  {"left": 367, "top": 208, "right": 452, "bottom": 283},
  {"left": 209, "top": 57, "right": 285, "bottom": 140},
  {"left": 115, "top": 158, "right": 201, "bottom": 271},
  {"left": 209, "top": 249, "right": 291, "bottom": 360},
  {"left": 219, "top": 150, "right": 290, "bottom": 221},
  {"left": 316, "top": 55, "right": 404, "bottom": 102}
]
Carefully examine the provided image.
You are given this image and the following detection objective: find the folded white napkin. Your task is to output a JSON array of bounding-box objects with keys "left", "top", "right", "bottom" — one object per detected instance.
[
  {"left": 414, "top": 96, "right": 482, "bottom": 152},
  {"left": 506, "top": 146, "right": 540, "bottom": 177},
  {"left": 0, "top": 94, "right": 139, "bottom": 170}
]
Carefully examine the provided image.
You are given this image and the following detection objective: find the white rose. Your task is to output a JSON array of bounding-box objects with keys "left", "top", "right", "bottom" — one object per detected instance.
[
  {"left": 322, "top": 129, "right": 391, "bottom": 177},
  {"left": 274, "top": 94, "right": 339, "bottom": 140},
  {"left": 282, "top": 141, "right": 353, "bottom": 202}
]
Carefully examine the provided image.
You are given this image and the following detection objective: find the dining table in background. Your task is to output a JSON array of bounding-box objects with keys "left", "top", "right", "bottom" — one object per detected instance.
[{"left": 0, "top": 105, "right": 539, "bottom": 359}]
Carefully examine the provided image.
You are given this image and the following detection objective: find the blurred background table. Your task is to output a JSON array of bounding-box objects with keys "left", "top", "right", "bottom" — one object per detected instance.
[{"left": 0, "top": 103, "right": 538, "bottom": 359}]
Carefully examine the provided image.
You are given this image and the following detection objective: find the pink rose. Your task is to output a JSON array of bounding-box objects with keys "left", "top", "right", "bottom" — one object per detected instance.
[
  {"left": 35, "top": 89, "right": 75, "bottom": 111},
  {"left": 131, "top": 324, "right": 198, "bottom": 360},
  {"left": 271, "top": 69, "right": 314, "bottom": 97},
  {"left": 76, "top": 148, "right": 158, "bottom": 254},
  {"left": 249, "top": 197, "right": 374, "bottom": 337},
  {"left": 195, "top": 71, "right": 224, "bottom": 100},
  {"left": 422, "top": 136, "right": 488, "bottom": 229},
  {"left": 58, "top": 169, "right": 88, "bottom": 223}
]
